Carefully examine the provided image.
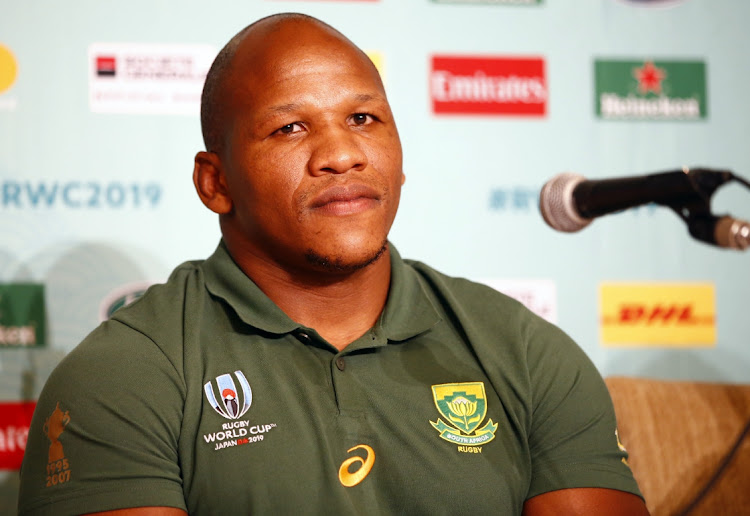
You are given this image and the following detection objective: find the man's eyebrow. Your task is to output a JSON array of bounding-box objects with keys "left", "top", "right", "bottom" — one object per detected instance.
[
  {"left": 352, "top": 93, "right": 386, "bottom": 103},
  {"left": 265, "top": 102, "right": 302, "bottom": 115},
  {"left": 264, "top": 93, "right": 387, "bottom": 115}
]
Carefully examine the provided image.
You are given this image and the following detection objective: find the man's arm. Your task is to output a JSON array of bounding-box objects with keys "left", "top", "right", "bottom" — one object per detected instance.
[
  {"left": 18, "top": 319, "right": 187, "bottom": 515},
  {"left": 521, "top": 316, "right": 646, "bottom": 505},
  {"left": 523, "top": 488, "right": 650, "bottom": 515}
]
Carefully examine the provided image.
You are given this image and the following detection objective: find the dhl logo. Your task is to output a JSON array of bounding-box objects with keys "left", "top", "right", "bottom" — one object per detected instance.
[
  {"left": 600, "top": 284, "right": 715, "bottom": 347},
  {"left": 611, "top": 304, "right": 713, "bottom": 325}
]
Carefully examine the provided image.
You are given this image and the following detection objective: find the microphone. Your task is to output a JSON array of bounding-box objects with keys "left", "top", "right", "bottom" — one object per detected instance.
[{"left": 539, "top": 168, "right": 750, "bottom": 250}]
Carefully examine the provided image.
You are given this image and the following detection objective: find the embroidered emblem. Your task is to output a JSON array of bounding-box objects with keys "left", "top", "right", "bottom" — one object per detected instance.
[
  {"left": 338, "top": 444, "right": 375, "bottom": 487},
  {"left": 43, "top": 402, "right": 71, "bottom": 487},
  {"left": 204, "top": 370, "right": 252, "bottom": 420},
  {"left": 430, "top": 382, "right": 497, "bottom": 446}
]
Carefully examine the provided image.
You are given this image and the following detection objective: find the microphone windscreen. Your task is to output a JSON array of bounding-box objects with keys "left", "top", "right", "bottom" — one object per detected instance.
[{"left": 539, "top": 172, "right": 591, "bottom": 232}]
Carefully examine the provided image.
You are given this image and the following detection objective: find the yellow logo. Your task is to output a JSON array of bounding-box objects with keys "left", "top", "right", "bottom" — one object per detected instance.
[
  {"left": 366, "top": 51, "right": 385, "bottom": 82},
  {"left": 338, "top": 444, "right": 375, "bottom": 487},
  {"left": 616, "top": 429, "right": 629, "bottom": 467},
  {"left": 616, "top": 429, "right": 626, "bottom": 453},
  {"left": 600, "top": 283, "right": 715, "bottom": 347},
  {"left": 430, "top": 382, "right": 497, "bottom": 446},
  {"left": 0, "top": 44, "right": 18, "bottom": 94}
]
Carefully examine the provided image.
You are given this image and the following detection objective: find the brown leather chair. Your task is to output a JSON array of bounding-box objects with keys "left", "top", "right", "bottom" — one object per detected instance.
[{"left": 605, "top": 376, "right": 750, "bottom": 516}]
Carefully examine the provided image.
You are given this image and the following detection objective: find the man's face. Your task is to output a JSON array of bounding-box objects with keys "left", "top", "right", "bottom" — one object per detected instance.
[{"left": 217, "top": 22, "right": 404, "bottom": 274}]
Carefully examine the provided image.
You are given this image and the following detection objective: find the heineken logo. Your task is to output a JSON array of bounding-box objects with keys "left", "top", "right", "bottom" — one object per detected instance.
[
  {"left": 431, "top": 56, "right": 546, "bottom": 116},
  {"left": 595, "top": 59, "right": 707, "bottom": 120},
  {"left": 0, "top": 283, "right": 45, "bottom": 348},
  {"left": 430, "top": 382, "right": 497, "bottom": 447}
]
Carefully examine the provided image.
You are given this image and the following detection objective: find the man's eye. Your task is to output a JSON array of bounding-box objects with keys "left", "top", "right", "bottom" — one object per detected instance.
[
  {"left": 350, "top": 113, "right": 373, "bottom": 126},
  {"left": 276, "top": 123, "right": 302, "bottom": 135}
]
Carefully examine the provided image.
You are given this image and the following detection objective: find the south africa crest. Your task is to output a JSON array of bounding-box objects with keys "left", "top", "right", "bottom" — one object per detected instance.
[{"left": 430, "top": 382, "right": 498, "bottom": 446}]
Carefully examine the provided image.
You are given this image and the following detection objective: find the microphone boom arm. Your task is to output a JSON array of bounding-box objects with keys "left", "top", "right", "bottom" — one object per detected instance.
[{"left": 671, "top": 168, "right": 750, "bottom": 249}]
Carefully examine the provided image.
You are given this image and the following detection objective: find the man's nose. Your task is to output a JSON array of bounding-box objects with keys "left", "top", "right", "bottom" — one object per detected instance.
[{"left": 308, "top": 125, "right": 367, "bottom": 176}]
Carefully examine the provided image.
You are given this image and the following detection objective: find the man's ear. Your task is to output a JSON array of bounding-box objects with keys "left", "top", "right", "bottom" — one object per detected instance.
[{"left": 193, "top": 151, "right": 233, "bottom": 214}]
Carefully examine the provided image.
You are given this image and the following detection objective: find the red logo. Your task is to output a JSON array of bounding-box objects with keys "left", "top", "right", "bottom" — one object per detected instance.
[
  {"left": 96, "top": 56, "right": 116, "bottom": 77},
  {"left": 633, "top": 61, "right": 667, "bottom": 94},
  {"left": 0, "top": 401, "right": 36, "bottom": 470},
  {"left": 613, "top": 304, "right": 712, "bottom": 325},
  {"left": 430, "top": 56, "right": 547, "bottom": 116}
]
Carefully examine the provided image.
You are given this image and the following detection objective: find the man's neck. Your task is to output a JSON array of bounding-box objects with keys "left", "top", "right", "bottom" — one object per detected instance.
[{"left": 225, "top": 241, "right": 392, "bottom": 351}]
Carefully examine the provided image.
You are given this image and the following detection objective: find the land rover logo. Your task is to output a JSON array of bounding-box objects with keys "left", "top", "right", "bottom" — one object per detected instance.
[{"left": 98, "top": 281, "right": 154, "bottom": 321}]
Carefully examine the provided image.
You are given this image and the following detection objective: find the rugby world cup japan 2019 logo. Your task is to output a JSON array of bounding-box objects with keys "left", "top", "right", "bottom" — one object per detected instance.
[
  {"left": 202, "top": 371, "right": 277, "bottom": 451},
  {"left": 204, "top": 371, "right": 252, "bottom": 420},
  {"left": 430, "top": 382, "right": 497, "bottom": 449}
]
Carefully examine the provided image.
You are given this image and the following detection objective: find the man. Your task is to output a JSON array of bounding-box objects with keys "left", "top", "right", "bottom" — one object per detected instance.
[{"left": 18, "top": 13, "right": 649, "bottom": 515}]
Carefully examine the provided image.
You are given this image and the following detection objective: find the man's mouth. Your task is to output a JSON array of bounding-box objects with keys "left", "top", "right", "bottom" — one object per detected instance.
[{"left": 310, "top": 184, "right": 381, "bottom": 215}]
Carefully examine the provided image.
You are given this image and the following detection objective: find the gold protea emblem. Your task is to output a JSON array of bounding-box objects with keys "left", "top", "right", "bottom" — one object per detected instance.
[
  {"left": 430, "top": 382, "right": 497, "bottom": 446},
  {"left": 447, "top": 397, "right": 479, "bottom": 431}
]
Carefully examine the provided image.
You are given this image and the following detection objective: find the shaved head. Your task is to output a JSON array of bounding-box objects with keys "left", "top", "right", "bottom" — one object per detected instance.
[
  {"left": 200, "top": 13, "right": 379, "bottom": 154},
  {"left": 192, "top": 12, "right": 403, "bottom": 278}
]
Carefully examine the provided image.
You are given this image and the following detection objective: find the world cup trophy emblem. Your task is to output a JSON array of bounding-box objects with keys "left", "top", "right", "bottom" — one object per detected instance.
[
  {"left": 43, "top": 402, "right": 72, "bottom": 486},
  {"left": 44, "top": 402, "right": 70, "bottom": 464},
  {"left": 204, "top": 370, "right": 252, "bottom": 419}
]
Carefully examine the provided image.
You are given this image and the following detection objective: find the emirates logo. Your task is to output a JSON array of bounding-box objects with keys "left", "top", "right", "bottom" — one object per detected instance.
[{"left": 430, "top": 55, "right": 547, "bottom": 116}]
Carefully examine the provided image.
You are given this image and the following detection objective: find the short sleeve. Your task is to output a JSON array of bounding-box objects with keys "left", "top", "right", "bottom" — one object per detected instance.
[
  {"left": 525, "top": 319, "right": 643, "bottom": 500},
  {"left": 18, "top": 320, "right": 187, "bottom": 515}
]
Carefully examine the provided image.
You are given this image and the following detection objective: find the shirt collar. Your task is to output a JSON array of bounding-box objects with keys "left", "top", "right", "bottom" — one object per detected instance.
[
  {"left": 201, "top": 240, "right": 441, "bottom": 342},
  {"left": 379, "top": 245, "right": 442, "bottom": 342},
  {"left": 202, "top": 241, "right": 299, "bottom": 334}
]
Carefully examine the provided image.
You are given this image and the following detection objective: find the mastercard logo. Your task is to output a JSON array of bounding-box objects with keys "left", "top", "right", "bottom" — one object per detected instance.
[{"left": 0, "top": 44, "right": 18, "bottom": 94}]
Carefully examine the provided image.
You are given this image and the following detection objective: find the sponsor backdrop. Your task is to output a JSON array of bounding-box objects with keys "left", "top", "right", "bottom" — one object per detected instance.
[{"left": 1, "top": 0, "right": 749, "bottom": 508}]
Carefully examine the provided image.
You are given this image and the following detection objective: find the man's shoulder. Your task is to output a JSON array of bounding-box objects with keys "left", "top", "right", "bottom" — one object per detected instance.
[
  {"left": 111, "top": 259, "right": 207, "bottom": 328},
  {"left": 57, "top": 258, "right": 210, "bottom": 372},
  {"left": 398, "top": 256, "right": 569, "bottom": 353},
  {"left": 403, "top": 258, "right": 531, "bottom": 316}
]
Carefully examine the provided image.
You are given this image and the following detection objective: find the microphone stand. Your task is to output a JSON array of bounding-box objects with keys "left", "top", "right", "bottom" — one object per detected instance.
[{"left": 664, "top": 168, "right": 750, "bottom": 250}]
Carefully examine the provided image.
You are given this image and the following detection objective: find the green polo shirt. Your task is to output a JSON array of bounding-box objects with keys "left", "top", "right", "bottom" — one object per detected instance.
[{"left": 19, "top": 241, "right": 641, "bottom": 515}]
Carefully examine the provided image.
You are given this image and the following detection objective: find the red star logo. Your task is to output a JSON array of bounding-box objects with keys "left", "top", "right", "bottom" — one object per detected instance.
[{"left": 633, "top": 61, "right": 667, "bottom": 95}]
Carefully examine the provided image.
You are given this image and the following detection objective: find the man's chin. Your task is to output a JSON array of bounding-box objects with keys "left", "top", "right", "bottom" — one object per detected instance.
[{"left": 304, "top": 241, "right": 388, "bottom": 274}]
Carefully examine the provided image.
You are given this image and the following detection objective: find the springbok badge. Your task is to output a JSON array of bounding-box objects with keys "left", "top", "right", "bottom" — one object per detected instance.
[{"left": 430, "top": 382, "right": 497, "bottom": 446}]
